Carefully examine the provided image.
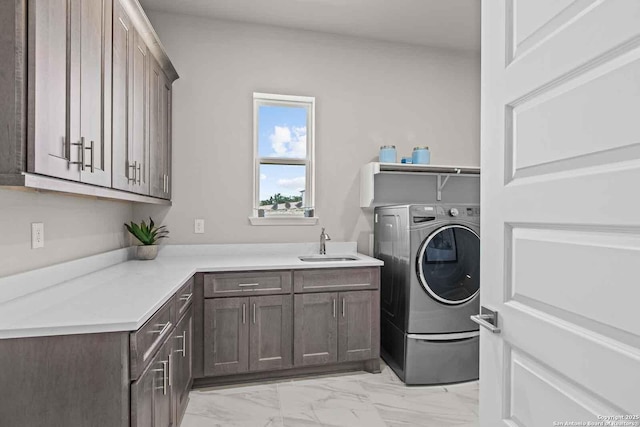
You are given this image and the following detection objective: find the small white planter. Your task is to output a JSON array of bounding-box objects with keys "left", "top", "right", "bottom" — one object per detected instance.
[{"left": 136, "top": 245, "right": 158, "bottom": 260}]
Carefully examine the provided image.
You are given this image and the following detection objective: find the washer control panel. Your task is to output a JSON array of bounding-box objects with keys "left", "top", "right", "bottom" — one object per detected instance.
[{"left": 410, "top": 205, "right": 479, "bottom": 223}]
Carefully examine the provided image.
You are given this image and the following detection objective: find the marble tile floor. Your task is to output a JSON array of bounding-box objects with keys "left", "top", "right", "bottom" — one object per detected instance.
[{"left": 181, "top": 361, "right": 479, "bottom": 427}]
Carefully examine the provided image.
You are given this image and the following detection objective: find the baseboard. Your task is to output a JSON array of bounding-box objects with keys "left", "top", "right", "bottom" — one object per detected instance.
[{"left": 192, "top": 359, "right": 380, "bottom": 389}]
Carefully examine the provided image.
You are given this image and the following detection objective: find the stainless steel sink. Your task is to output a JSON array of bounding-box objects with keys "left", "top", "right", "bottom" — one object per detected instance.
[{"left": 298, "top": 255, "right": 359, "bottom": 262}]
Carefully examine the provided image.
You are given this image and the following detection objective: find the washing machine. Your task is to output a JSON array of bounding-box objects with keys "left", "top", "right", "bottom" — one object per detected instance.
[{"left": 374, "top": 204, "right": 480, "bottom": 385}]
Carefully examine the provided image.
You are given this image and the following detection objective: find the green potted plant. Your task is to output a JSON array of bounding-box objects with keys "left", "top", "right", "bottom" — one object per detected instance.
[{"left": 124, "top": 217, "right": 169, "bottom": 260}]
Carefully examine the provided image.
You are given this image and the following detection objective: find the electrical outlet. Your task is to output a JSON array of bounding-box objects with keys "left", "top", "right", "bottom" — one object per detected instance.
[
  {"left": 31, "top": 222, "right": 44, "bottom": 249},
  {"left": 194, "top": 219, "right": 205, "bottom": 234}
]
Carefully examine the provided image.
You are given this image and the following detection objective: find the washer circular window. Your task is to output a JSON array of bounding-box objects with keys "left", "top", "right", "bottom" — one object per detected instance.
[{"left": 417, "top": 225, "right": 480, "bottom": 305}]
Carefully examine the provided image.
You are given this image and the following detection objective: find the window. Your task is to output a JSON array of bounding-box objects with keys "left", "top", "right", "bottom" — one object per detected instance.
[{"left": 251, "top": 93, "right": 316, "bottom": 225}]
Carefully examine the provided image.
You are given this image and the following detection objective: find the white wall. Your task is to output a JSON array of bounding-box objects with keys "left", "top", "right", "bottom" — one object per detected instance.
[
  {"left": 0, "top": 189, "right": 132, "bottom": 277},
  {"left": 136, "top": 11, "right": 480, "bottom": 252}
]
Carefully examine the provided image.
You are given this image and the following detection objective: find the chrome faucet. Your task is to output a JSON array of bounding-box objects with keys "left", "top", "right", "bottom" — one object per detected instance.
[{"left": 319, "top": 227, "right": 331, "bottom": 255}]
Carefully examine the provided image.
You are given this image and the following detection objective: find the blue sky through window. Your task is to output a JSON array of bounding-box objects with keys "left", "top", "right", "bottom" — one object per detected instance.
[
  {"left": 258, "top": 104, "right": 308, "bottom": 204},
  {"left": 258, "top": 105, "right": 308, "bottom": 158}
]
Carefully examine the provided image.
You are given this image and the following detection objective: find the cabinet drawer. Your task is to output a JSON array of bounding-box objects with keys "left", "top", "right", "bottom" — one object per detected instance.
[
  {"left": 204, "top": 271, "right": 292, "bottom": 297},
  {"left": 174, "top": 276, "right": 194, "bottom": 318},
  {"left": 293, "top": 268, "right": 379, "bottom": 293},
  {"left": 130, "top": 298, "right": 176, "bottom": 380}
]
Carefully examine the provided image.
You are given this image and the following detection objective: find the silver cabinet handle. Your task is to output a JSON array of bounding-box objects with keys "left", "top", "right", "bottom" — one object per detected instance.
[
  {"left": 183, "top": 330, "right": 187, "bottom": 358},
  {"left": 70, "top": 137, "right": 85, "bottom": 170},
  {"left": 166, "top": 174, "right": 169, "bottom": 193},
  {"left": 470, "top": 307, "right": 501, "bottom": 334},
  {"left": 168, "top": 354, "right": 172, "bottom": 387},
  {"left": 153, "top": 321, "right": 172, "bottom": 337},
  {"left": 174, "top": 330, "right": 187, "bottom": 358},
  {"left": 153, "top": 360, "right": 168, "bottom": 395},
  {"left": 180, "top": 293, "right": 193, "bottom": 304},
  {"left": 84, "top": 140, "right": 95, "bottom": 173},
  {"left": 128, "top": 161, "right": 137, "bottom": 182},
  {"left": 175, "top": 333, "right": 184, "bottom": 356},
  {"left": 342, "top": 298, "right": 346, "bottom": 317},
  {"left": 238, "top": 283, "right": 260, "bottom": 287},
  {"left": 137, "top": 162, "right": 142, "bottom": 184},
  {"left": 242, "top": 303, "right": 246, "bottom": 324},
  {"left": 332, "top": 299, "right": 336, "bottom": 318},
  {"left": 252, "top": 303, "right": 256, "bottom": 324}
]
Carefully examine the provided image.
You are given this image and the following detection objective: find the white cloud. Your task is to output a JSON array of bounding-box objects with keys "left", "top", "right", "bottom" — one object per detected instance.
[
  {"left": 269, "top": 125, "right": 306, "bottom": 158},
  {"left": 277, "top": 176, "right": 305, "bottom": 191},
  {"left": 260, "top": 174, "right": 267, "bottom": 180}
]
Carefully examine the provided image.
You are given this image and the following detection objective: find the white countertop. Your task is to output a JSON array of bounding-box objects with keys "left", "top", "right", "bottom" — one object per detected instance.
[{"left": 0, "top": 243, "right": 382, "bottom": 339}]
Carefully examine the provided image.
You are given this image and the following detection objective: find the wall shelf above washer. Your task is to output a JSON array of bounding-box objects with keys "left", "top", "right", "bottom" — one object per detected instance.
[{"left": 359, "top": 162, "right": 480, "bottom": 208}]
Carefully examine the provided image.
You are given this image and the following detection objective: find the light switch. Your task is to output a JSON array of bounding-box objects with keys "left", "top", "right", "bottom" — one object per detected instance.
[
  {"left": 194, "top": 219, "right": 205, "bottom": 234},
  {"left": 32, "top": 222, "right": 44, "bottom": 249}
]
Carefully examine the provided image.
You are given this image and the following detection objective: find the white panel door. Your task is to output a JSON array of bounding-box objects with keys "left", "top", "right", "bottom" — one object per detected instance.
[{"left": 481, "top": 0, "right": 640, "bottom": 425}]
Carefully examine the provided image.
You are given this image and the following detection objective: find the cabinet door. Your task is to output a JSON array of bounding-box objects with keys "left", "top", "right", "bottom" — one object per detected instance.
[
  {"left": 249, "top": 295, "right": 292, "bottom": 372},
  {"left": 161, "top": 75, "right": 172, "bottom": 199},
  {"left": 111, "top": 0, "right": 134, "bottom": 191},
  {"left": 131, "top": 338, "right": 174, "bottom": 427},
  {"left": 337, "top": 291, "right": 379, "bottom": 362},
  {"left": 173, "top": 307, "right": 193, "bottom": 425},
  {"left": 154, "top": 339, "right": 175, "bottom": 427},
  {"left": 149, "top": 56, "right": 171, "bottom": 199},
  {"left": 77, "top": 0, "right": 112, "bottom": 187},
  {"left": 293, "top": 292, "right": 338, "bottom": 366},
  {"left": 149, "top": 56, "right": 165, "bottom": 198},
  {"left": 204, "top": 297, "right": 249, "bottom": 376},
  {"left": 131, "top": 29, "right": 150, "bottom": 195},
  {"left": 131, "top": 356, "right": 153, "bottom": 427},
  {"left": 28, "top": 0, "right": 80, "bottom": 181}
]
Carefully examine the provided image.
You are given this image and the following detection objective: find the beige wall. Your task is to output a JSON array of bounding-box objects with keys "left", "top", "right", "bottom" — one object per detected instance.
[
  {"left": 0, "top": 189, "right": 132, "bottom": 277},
  {"left": 135, "top": 11, "right": 481, "bottom": 252}
]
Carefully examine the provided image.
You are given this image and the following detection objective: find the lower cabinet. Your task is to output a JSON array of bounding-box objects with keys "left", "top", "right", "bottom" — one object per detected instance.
[
  {"left": 131, "top": 336, "right": 173, "bottom": 427},
  {"left": 294, "top": 290, "right": 378, "bottom": 367},
  {"left": 154, "top": 339, "right": 174, "bottom": 427},
  {"left": 250, "top": 294, "right": 293, "bottom": 371},
  {"left": 203, "top": 294, "right": 292, "bottom": 376},
  {"left": 337, "top": 290, "right": 379, "bottom": 362},
  {"left": 197, "top": 268, "right": 380, "bottom": 385},
  {"left": 173, "top": 307, "right": 193, "bottom": 424},
  {"left": 293, "top": 292, "right": 338, "bottom": 366},
  {"left": 130, "top": 286, "right": 194, "bottom": 427}
]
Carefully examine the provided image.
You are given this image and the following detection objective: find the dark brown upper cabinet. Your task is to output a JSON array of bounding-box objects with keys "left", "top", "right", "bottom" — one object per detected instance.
[
  {"left": 27, "top": 0, "right": 112, "bottom": 186},
  {"left": 0, "top": 0, "right": 178, "bottom": 204},
  {"left": 113, "top": 0, "right": 151, "bottom": 196},
  {"left": 149, "top": 55, "right": 172, "bottom": 199}
]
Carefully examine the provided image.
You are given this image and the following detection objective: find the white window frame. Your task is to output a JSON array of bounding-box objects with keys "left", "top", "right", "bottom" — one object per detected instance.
[{"left": 250, "top": 92, "right": 317, "bottom": 226}]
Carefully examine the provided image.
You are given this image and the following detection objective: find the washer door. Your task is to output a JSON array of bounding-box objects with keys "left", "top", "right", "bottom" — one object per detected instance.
[{"left": 417, "top": 225, "right": 480, "bottom": 305}]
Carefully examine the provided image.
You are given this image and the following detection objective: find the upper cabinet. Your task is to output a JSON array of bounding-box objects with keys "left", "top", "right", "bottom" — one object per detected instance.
[
  {"left": 149, "top": 55, "right": 172, "bottom": 199},
  {"left": 112, "top": 1, "right": 134, "bottom": 192},
  {"left": 0, "top": 0, "right": 178, "bottom": 203},
  {"left": 28, "top": 0, "right": 112, "bottom": 186},
  {"left": 113, "top": 0, "right": 152, "bottom": 196},
  {"left": 27, "top": 0, "right": 76, "bottom": 182}
]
